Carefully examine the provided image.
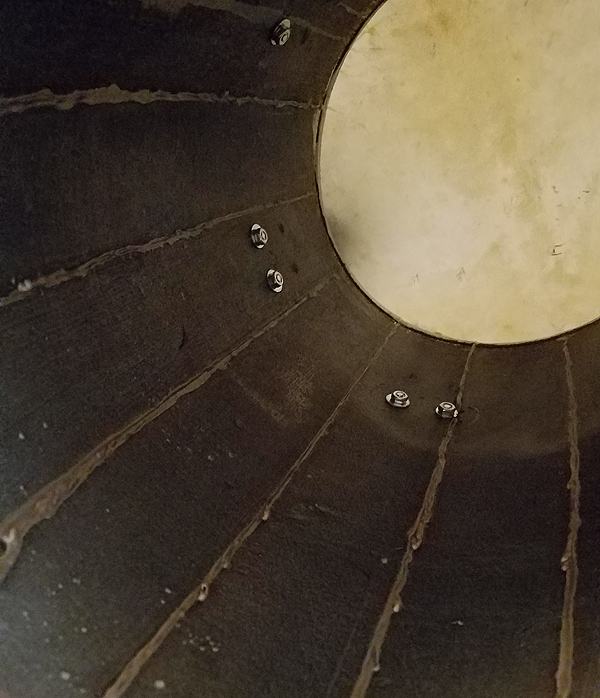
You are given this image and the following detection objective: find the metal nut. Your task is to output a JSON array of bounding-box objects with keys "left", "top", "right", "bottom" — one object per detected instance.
[
  {"left": 386, "top": 390, "right": 410, "bottom": 408},
  {"left": 251, "top": 224, "right": 268, "bottom": 248},
  {"left": 436, "top": 401, "right": 458, "bottom": 419},
  {"left": 271, "top": 19, "right": 291, "bottom": 46},
  {"left": 267, "top": 269, "right": 284, "bottom": 293}
]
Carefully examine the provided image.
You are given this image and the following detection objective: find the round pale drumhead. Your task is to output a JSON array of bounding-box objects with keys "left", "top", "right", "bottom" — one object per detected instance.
[{"left": 319, "top": 0, "right": 600, "bottom": 344}]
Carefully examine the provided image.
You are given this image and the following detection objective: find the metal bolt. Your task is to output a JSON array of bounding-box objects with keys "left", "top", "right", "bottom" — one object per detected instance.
[
  {"left": 386, "top": 390, "right": 410, "bottom": 408},
  {"left": 271, "top": 18, "right": 291, "bottom": 46},
  {"left": 267, "top": 269, "right": 284, "bottom": 293},
  {"left": 250, "top": 224, "right": 268, "bottom": 248},
  {"left": 436, "top": 401, "right": 458, "bottom": 419}
]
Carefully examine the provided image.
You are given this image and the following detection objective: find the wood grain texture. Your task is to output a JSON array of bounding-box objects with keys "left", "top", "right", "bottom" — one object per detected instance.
[
  {"left": 0, "top": 100, "right": 315, "bottom": 290},
  {"left": 0, "top": 0, "right": 349, "bottom": 101},
  {"left": 0, "top": 196, "right": 334, "bottom": 519},
  {"left": 365, "top": 342, "right": 569, "bottom": 698},
  {"left": 0, "top": 277, "right": 391, "bottom": 698},
  {"left": 565, "top": 323, "right": 600, "bottom": 698},
  {"left": 2, "top": 1, "right": 600, "bottom": 698},
  {"left": 121, "top": 331, "right": 470, "bottom": 698}
]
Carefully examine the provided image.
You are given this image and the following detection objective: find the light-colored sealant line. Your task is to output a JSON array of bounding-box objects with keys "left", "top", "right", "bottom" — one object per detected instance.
[
  {"left": 0, "top": 84, "right": 319, "bottom": 118},
  {"left": 555, "top": 338, "right": 582, "bottom": 698},
  {"left": 0, "top": 275, "right": 332, "bottom": 584},
  {"left": 338, "top": 0, "right": 384, "bottom": 19},
  {"left": 337, "top": 2, "right": 363, "bottom": 16},
  {"left": 0, "top": 192, "right": 315, "bottom": 310},
  {"left": 336, "top": 1, "right": 372, "bottom": 18},
  {"left": 101, "top": 322, "right": 399, "bottom": 698},
  {"left": 349, "top": 342, "right": 477, "bottom": 698}
]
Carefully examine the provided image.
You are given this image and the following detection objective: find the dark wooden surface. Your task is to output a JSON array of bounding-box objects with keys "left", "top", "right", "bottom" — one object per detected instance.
[
  {"left": 366, "top": 341, "right": 570, "bottom": 698},
  {"left": 567, "top": 322, "right": 600, "bottom": 697},
  {"left": 0, "top": 277, "right": 392, "bottom": 698},
  {"left": 0, "top": 101, "right": 315, "bottom": 290},
  {"left": 2, "top": 1, "right": 600, "bottom": 697},
  {"left": 569, "top": 433, "right": 600, "bottom": 698},
  {"left": 124, "top": 332, "right": 470, "bottom": 698},
  {"left": 0, "top": 196, "right": 334, "bottom": 519},
  {"left": 0, "top": 0, "right": 355, "bottom": 100}
]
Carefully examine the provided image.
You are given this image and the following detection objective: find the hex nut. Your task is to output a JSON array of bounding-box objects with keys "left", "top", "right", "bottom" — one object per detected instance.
[
  {"left": 386, "top": 390, "right": 410, "bottom": 408},
  {"left": 251, "top": 224, "right": 268, "bottom": 248},
  {"left": 267, "top": 269, "right": 284, "bottom": 293},
  {"left": 271, "top": 19, "right": 291, "bottom": 45},
  {"left": 436, "top": 401, "right": 458, "bottom": 419}
]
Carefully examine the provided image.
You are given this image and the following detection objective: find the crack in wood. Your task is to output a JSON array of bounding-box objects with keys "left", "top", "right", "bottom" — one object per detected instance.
[
  {"left": 349, "top": 342, "right": 477, "bottom": 698},
  {"left": 101, "top": 322, "right": 398, "bottom": 698},
  {"left": 0, "top": 84, "right": 320, "bottom": 118},
  {"left": 0, "top": 275, "right": 332, "bottom": 584},
  {"left": 555, "top": 338, "right": 581, "bottom": 698},
  {"left": 0, "top": 192, "right": 315, "bottom": 310}
]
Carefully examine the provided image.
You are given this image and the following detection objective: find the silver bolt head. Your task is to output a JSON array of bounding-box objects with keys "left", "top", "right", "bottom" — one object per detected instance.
[
  {"left": 271, "top": 19, "right": 291, "bottom": 45},
  {"left": 251, "top": 224, "right": 268, "bottom": 248},
  {"left": 267, "top": 269, "right": 284, "bottom": 293},
  {"left": 386, "top": 390, "right": 410, "bottom": 408},
  {"left": 436, "top": 401, "right": 458, "bottom": 419}
]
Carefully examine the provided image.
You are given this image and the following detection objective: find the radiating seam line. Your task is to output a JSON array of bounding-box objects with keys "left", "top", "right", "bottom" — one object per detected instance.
[
  {"left": 556, "top": 338, "right": 581, "bottom": 698},
  {"left": 348, "top": 342, "right": 476, "bottom": 698},
  {"left": 101, "top": 322, "right": 399, "bottom": 698},
  {"left": 0, "top": 275, "right": 332, "bottom": 584},
  {"left": 0, "top": 192, "right": 315, "bottom": 309},
  {"left": 0, "top": 85, "right": 319, "bottom": 117},
  {"left": 337, "top": 1, "right": 370, "bottom": 17}
]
